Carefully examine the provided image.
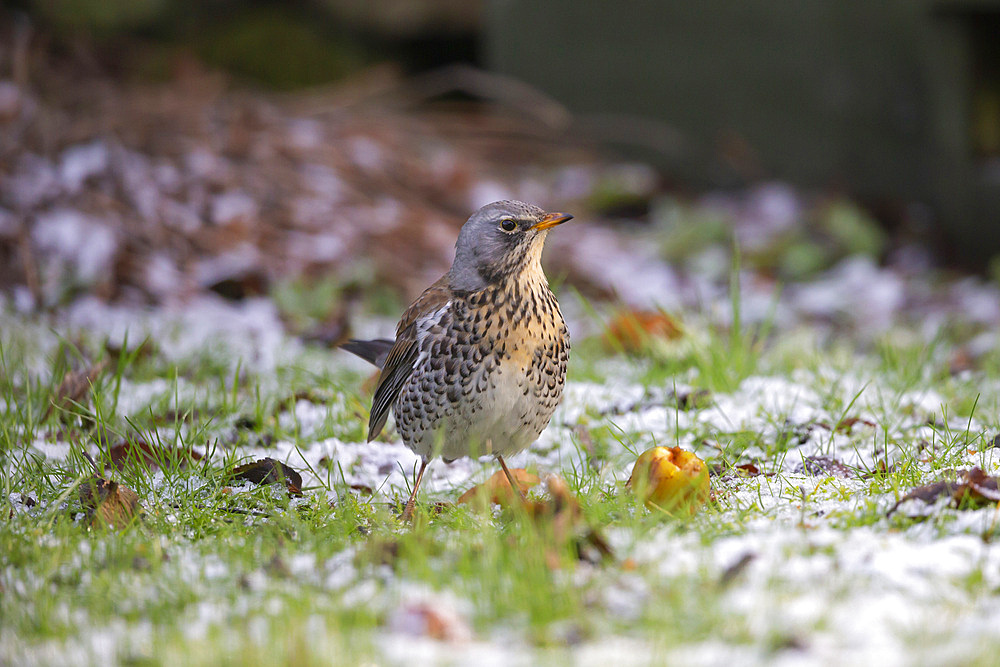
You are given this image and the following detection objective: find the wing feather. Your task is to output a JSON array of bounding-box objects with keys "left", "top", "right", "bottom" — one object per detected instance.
[
  {"left": 368, "top": 339, "right": 417, "bottom": 440},
  {"left": 366, "top": 277, "right": 451, "bottom": 441}
]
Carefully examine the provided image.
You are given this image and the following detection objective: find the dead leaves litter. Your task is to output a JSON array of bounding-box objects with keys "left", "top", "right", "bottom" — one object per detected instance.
[
  {"left": 457, "top": 468, "right": 540, "bottom": 509},
  {"left": 226, "top": 457, "right": 303, "bottom": 496},
  {"left": 888, "top": 467, "right": 1000, "bottom": 516},
  {"left": 794, "top": 455, "right": 853, "bottom": 479},
  {"left": 456, "top": 470, "right": 613, "bottom": 566},
  {"left": 524, "top": 474, "right": 613, "bottom": 567},
  {"left": 602, "top": 309, "right": 683, "bottom": 354},
  {"left": 43, "top": 359, "right": 111, "bottom": 422},
  {"left": 78, "top": 476, "right": 143, "bottom": 528},
  {"left": 107, "top": 439, "right": 203, "bottom": 473}
]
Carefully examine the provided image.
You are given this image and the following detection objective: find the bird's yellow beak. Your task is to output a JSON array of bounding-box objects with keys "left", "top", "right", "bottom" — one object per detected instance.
[{"left": 530, "top": 212, "right": 573, "bottom": 231}]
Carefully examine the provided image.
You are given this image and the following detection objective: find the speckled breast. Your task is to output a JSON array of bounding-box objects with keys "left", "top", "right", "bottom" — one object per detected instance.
[{"left": 393, "top": 280, "right": 569, "bottom": 461}]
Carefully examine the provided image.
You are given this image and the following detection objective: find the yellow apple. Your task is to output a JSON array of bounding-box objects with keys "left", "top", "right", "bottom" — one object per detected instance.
[{"left": 627, "top": 446, "right": 710, "bottom": 514}]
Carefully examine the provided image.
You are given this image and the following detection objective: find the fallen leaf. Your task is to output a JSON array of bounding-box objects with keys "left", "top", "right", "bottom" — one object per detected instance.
[
  {"left": 948, "top": 346, "right": 976, "bottom": 375},
  {"left": 291, "top": 389, "right": 328, "bottom": 404},
  {"left": 207, "top": 271, "right": 269, "bottom": 301},
  {"left": 108, "top": 439, "right": 203, "bottom": 472},
  {"left": 44, "top": 359, "right": 111, "bottom": 421},
  {"left": 865, "top": 459, "right": 896, "bottom": 477},
  {"left": 457, "top": 468, "right": 540, "bottom": 509},
  {"left": 888, "top": 468, "right": 1000, "bottom": 516},
  {"left": 103, "top": 337, "right": 156, "bottom": 364},
  {"left": 530, "top": 473, "right": 582, "bottom": 530},
  {"left": 834, "top": 417, "right": 876, "bottom": 434},
  {"left": 602, "top": 309, "right": 683, "bottom": 353},
  {"left": 794, "top": 456, "right": 853, "bottom": 479},
  {"left": 227, "top": 457, "right": 303, "bottom": 496},
  {"left": 887, "top": 481, "right": 953, "bottom": 516},
  {"left": 78, "top": 476, "right": 143, "bottom": 528},
  {"left": 523, "top": 474, "right": 614, "bottom": 566},
  {"left": 958, "top": 467, "right": 1000, "bottom": 505},
  {"left": 234, "top": 415, "right": 259, "bottom": 430},
  {"left": 674, "top": 388, "right": 712, "bottom": 410},
  {"left": 735, "top": 462, "right": 761, "bottom": 477},
  {"left": 719, "top": 552, "right": 756, "bottom": 587}
]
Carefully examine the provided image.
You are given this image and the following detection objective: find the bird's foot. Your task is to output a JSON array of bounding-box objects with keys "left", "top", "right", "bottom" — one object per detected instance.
[
  {"left": 400, "top": 458, "right": 430, "bottom": 523},
  {"left": 496, "top": 454, "right": 528, "bottom": 506}
]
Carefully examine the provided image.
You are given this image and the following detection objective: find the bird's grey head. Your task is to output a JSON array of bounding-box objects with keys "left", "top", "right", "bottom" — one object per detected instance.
[{"left": 448, "top": 200, "right": 572, "bottom": 293}]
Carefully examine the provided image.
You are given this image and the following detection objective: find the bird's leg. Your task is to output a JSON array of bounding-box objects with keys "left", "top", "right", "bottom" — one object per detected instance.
[
  {"left": 496, "top": 454, "right": 528, "bottom": 504},
  {"left": 401, "top": 457, "right": 429, "bottom": 522}
]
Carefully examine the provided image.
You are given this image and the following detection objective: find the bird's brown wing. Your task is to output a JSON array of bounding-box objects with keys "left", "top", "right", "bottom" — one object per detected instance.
[{"left": 367, "top": 276, "right": 451, "bottom": 441}]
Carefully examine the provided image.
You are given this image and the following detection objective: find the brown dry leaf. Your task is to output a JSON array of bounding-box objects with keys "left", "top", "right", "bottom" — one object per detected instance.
[
  {"left": 957, "top": 467, "right": 1000, "bottom": 505},
  {"left": 528, "top": 474, "right": 581, "bottom": 528},
  {"left": 888, "top": 468, "right": 1000, "bottom": 516},
  {"left": 675, "top": 388, "right": 712, "bottom": 411},
  {"left": 834, "top": 417, "right": 876, "bottom": 434},
  {"left": 207, "top": 271, "right": 269, "bottom": 301},
  {"left": 795, "top": 456, "right": 853, "bottom": 479},
  {"left": 457, "top": 468, "right": 540, "bottom": 509},
  {"left": 4, "top": 46, "right": 609, "bottom": 308},
  {"left": 78, "top": 475, "right": 143, "bottom": 528},
  {"left": 719, "top": 552, "right": 757, "bottom": 587},
  {"left": 44, "top": 359, "right": 111, "bottom": 421},
  {"left": 227, "top": 457, "right": 304, "bottom": 496},
  {"left": 736, "top": 463, "right": 761, "bottom": 477},
  {"left": 104, "top": 337, "right": 157, "bottom": 365},
  {"left": 525, "top": 474, "right": 614, "bottom": 567},
  {"left": 866, "top": 459, "right": 895, "bottom": 477},
  {"left": 948, "top": 346, "right": 977, "bottom": 375},
  {"left": 887, "top": 481, "right": 953, "bottom": 516},
  {"left": 108, "top": 439, "right": 203, "bottom": 472},
  {"left": 602, "top": 309, "right": 683, "bottom": 353}
]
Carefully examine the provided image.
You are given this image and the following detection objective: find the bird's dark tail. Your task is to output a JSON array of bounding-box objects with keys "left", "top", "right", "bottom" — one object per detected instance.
[{"left": 339, "top": 338, "right": 395, "bottom": 369}]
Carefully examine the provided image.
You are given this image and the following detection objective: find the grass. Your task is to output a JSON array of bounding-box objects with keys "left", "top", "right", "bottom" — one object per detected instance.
[{"left": 3, "top": 288, "right": 1000, "bottom": 665}]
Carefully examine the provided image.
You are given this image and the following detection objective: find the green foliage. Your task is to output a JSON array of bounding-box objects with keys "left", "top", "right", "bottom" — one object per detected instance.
[
  {"left": 30, "top": 0, "right": 166, "bottom": 34},
  {"left": 194, "top": 6, "right": 368, "bottom": 90}
]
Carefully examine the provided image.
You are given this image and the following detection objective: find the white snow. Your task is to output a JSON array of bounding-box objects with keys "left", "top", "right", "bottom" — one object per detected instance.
[
  {"left": 4, "top": 290, "right": 1000, "bottom": 665},
  {"left": 32, "top": 209, "right": 118, "bottom": 287},
  {"left": 59, "top": 142, "right": 108, "bottom": 194}
]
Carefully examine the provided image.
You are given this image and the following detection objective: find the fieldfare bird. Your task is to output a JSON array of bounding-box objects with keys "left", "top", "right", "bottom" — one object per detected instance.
[{"left": 342, "top": 200, "right": 572, "bottom": 520}]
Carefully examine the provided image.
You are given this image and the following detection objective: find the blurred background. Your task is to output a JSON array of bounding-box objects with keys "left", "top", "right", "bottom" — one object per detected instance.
[{"left": 1, "top": 0, "right": 999, "bottom": 338}]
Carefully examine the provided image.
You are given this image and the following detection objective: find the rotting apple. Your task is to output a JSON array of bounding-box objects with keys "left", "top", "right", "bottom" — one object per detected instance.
[{"left": 626, "top": 446, "right": 710, "bottom": 515}]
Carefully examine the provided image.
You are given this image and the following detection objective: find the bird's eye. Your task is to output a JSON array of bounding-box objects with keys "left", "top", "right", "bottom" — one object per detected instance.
[{"left": 499, "top": 219, "right": 517, "bottom": 233}]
